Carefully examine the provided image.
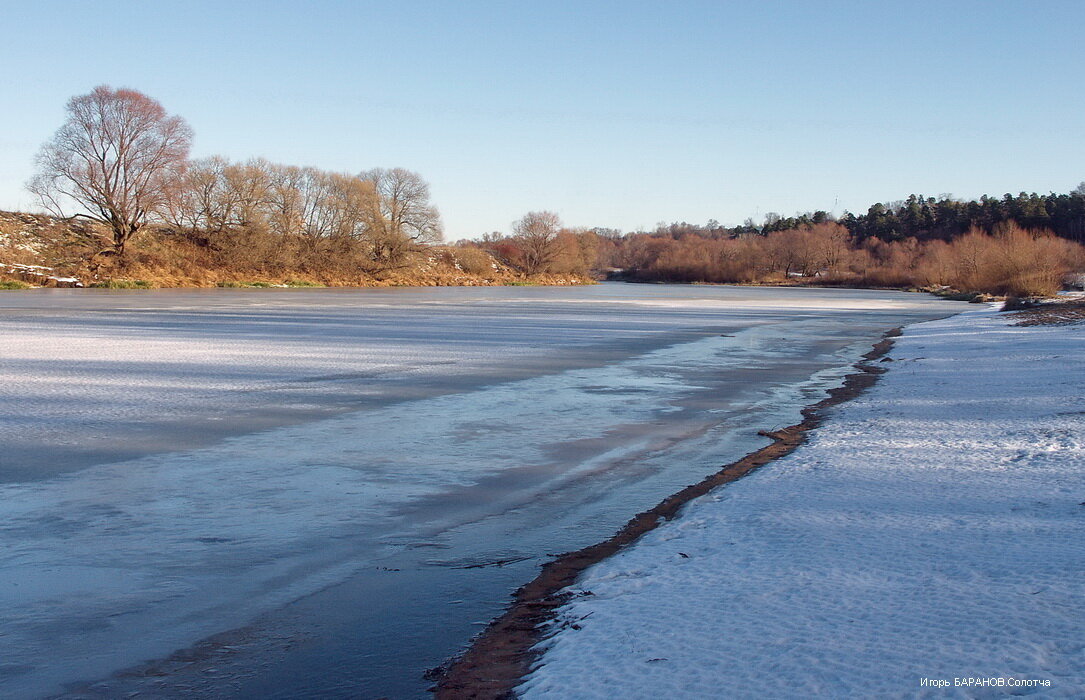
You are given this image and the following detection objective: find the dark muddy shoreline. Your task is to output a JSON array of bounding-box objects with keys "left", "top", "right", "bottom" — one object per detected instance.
[{"left": 433, "top": 328, "right": 902, "bottom": 699}]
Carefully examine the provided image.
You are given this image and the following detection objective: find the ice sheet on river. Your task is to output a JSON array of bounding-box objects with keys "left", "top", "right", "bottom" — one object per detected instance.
[{"left": 0, "top": 286, "right": 962, "bottom": 696}]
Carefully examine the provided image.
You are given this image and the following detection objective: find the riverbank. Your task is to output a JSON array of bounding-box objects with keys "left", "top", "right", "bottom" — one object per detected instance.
[
  {"left": 0, "top": 209, "right": 593, "bottom": 290},
  {"left": 512, "top": 305, "right": 1085, "bottom": 698},
  {"left": 0, "top": 257, "right": 592, "bottom": 290},
  {"left": 434, "top": 329, "right": 902, "bottom": 698}
]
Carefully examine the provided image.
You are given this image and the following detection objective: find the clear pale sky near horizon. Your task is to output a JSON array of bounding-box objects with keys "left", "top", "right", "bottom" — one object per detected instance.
[{"left": 1, "top": 1, "right": 1083, "bottom": 240}]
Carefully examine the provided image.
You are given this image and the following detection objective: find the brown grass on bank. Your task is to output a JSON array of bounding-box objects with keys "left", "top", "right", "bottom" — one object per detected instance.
[
  {"left": 97, "top": 234, "right": 590, "bottom": 288},
  {"left": 1, "top": 210, "right": 593, "bottom": 288}
]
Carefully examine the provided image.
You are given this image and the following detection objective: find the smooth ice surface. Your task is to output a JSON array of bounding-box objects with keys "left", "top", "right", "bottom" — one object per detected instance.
[
  {"left": 521, "top": 305, "right": 1085, "bottom": 699},
  {"left": 0, "top": 284, "right": 963, "bottom": 698}
]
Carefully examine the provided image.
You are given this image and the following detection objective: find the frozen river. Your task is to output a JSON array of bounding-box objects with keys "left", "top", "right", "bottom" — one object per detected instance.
[{"left": 0, "top": 284, "right": 966, "bottom": 698}]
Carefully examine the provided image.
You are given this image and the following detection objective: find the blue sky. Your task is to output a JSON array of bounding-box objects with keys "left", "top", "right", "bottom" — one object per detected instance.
[{"left": 2, "top": 1, "right": 1083, "bottom": 239}]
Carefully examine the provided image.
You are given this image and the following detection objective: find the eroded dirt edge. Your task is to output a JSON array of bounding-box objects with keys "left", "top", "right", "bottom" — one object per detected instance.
[{"left": 432, "top": 327, "right": 903, "bottom": 700}]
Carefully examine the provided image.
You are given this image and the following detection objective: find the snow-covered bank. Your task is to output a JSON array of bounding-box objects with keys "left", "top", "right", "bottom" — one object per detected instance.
[{"left": 522, "top": 306, "right": 1085, "bottom": 698}]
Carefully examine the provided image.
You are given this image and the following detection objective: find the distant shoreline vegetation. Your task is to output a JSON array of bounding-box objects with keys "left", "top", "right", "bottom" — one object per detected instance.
[
  {"left": 2, "top": 85, "right": 1083, "bottom": 296},
  {"left": 473, "top": 191, "right": 1085, "bottom": 299},
  {"left": 584, "top": 219, "right": 1083, "bottom": 299}
]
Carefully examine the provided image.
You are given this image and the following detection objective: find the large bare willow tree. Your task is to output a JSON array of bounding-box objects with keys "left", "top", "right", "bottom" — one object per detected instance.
[{"left": 29, "top": 85, "right": 193, "bottom": 254}]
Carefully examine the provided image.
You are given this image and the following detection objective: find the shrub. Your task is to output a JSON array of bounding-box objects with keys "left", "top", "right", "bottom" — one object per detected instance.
[
  {"left": 89, "top": 279, "right": 153, "bottom": 289},
  {"left": 453, "top": 246, "right": 496, "bottom": 275},
  {"left": 215, "top": 280, "right": 274, "bottom": 288}
]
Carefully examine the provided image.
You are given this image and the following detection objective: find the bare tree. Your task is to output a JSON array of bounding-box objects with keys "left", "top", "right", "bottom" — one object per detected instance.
[
  {"left": 512, "top": 210, "right": 562, "bottom": 274},
  {"left": 360, "top": 167, "right": 443, "bottom": 246},
  {"left": 165, "top": 156, "right": 233, "bottom": 243},
  {"left": 225, "top": 159, "right": 275, "bottom": 229},
  {"left": 296, "top": 168, "right": 380, "bottom": 247},
  {"left": 28, "top": 86, "right": 193, "bottom": 254},
  {"left": 806, "top": 222, "right": 850, "bottom": 273},
  {"left": 265, "top": 163, "right": 306, "bottom": 239}
]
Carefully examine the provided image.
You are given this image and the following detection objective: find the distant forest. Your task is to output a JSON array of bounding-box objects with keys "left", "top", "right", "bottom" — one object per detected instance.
[
  {"left": 626, "top": 188, "right": 1085, "bottom": 243},
  {"left": 754, "top": 189, "right": 1085, "bottom": 243}
]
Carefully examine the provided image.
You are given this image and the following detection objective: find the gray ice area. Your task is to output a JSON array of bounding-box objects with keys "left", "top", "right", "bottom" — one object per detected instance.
[{"left": 0, "top": 284, "right": 968, "bottom": 697}]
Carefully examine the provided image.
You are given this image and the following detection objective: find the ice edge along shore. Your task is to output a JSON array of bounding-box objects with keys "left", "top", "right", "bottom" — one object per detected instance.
[
  {"left": 515, "top": 305, "right": 1085, "bottom": 699},
  {"left": 436, "top": 327, "right": 903, "bottom": 696},
  {"left": 434, "top": 305, "right": 1084, "bottom": 699}
]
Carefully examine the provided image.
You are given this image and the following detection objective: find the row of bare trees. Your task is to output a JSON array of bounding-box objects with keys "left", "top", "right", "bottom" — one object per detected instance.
[
  {"left": 602, "top": 222, "right": 1085, "bottom": 297},
  {"left": 28, "top": 86, "right": 441, "bottom": 269},
  {"left": 165, "top": 157, "right": 440, "bottom": 268}
]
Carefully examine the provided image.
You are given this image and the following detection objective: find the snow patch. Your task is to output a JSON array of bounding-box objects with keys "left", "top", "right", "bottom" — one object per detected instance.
[{"left": 522, "top": 306, "right": 1085, "bottom": 698}]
